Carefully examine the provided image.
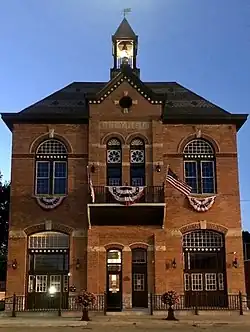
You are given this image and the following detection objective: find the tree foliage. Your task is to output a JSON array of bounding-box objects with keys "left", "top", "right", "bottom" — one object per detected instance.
[{"left": 0, "top": 172, "right": 10, "bottom": 280}]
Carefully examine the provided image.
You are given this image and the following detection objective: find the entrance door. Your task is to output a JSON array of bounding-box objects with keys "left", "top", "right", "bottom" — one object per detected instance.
[
  {"left": 106, "top": 249, "right": 122, "bottom": 311},
  {"left": 183, "top": 230, "right": 228, "bottom": 308},
  {"left": 132, "top": 248, "right": 148, "bottom": 308}
]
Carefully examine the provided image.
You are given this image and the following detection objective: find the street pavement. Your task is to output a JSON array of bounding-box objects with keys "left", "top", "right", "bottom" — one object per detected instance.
[{"left": 1, "top": 314, "right": 250, "bottom": 331}]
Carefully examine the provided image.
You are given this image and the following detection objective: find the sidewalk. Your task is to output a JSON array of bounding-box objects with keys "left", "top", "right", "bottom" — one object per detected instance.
[{"left": 0, "top": 314, "right": 250, "bottom": 328}]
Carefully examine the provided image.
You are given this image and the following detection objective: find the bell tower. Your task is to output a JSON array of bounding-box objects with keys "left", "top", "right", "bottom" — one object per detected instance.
[{"left": 110, "top": 17, "right": 140, "bottom": 79}]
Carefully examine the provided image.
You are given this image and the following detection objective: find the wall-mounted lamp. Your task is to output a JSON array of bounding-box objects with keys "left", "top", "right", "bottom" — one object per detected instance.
[
  {"left": 232, "top": 256, "right": 238, "bottom": 268},
  {"left": 76, "top": 259, "right": 80, "bottom": 270},
  {"left": 155, "top": 163, "right": 161, "bottom": 173},
  {"left": 90, "top": 164, "right": 96, "bottom": 173},
  {"left": 165, "top": 258, "right": 177, "bottom": 270},
  {"left": 11, "top": 259, "right": 17, "bottom": 270},
  {"left": 172, "top": 258, "right": 177, "bottom": 269}
]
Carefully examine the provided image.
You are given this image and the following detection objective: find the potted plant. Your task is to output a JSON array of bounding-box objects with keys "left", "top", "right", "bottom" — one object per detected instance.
[
  {"left": 161, "top": 290, "right": 179, "bottom": 321},
  {"left": 75, "top": 290, "right": 96, "bottom": 321}
]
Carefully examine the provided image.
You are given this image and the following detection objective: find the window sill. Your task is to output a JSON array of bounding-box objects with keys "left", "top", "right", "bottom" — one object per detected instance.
[
  {"left": 189, "top": 193, "right": 217, "bottom": 197},
  {"left": 33, "top": 194, "right": 67, "bottom": 198}
]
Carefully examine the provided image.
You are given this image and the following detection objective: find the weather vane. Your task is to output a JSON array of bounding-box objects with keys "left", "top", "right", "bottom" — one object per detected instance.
[{"left": 122, "top": 8, "right": 132, "bottom": 18}]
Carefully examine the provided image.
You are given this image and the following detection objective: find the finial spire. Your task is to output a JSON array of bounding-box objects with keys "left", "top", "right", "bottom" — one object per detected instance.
[{"left": 122, "top": 8, "right": 132, "bottom": 18}]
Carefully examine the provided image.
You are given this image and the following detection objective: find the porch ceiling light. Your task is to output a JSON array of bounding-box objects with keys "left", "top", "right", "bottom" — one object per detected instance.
[{"left": 48, "top": 286, "right": 57, "bottom": 295}]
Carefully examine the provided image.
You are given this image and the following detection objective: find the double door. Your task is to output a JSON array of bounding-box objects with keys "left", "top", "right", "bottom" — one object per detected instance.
[
  {"left": 183, "top": 251, "right": 228, "bottom": 307},
  {"left": 27, "top": 273, "right": 69, "bottom": 309}
]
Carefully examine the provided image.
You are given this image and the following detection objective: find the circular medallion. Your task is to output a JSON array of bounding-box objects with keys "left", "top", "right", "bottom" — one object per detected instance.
[
  {"left": 107, "top": 150, "right": 121, "bottom": 163},
  {"left": 130, "top": 150, "right": 144, "bottom": 163}
]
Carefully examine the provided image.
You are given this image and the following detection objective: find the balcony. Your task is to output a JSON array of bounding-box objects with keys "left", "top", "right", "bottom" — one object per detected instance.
[
  {"left": 92, "top": 186, "right": 164, "bottom": 204},
  {"left": 87, "top": 186, "right": 165, "bottom": 227}
]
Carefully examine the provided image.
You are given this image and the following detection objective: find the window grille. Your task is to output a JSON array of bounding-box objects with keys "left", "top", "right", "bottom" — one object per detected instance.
[
  {"left": 130, "top": 138, "right": 144, "bottom": 146},
  {"left": 29, "top": 232, "right": 69, "bottom": 249},
  {"left": 107, "top": 138, "right": 121, "bottom": 146},
  {"left": 36, "top": 139, "right": 67, "bottom": 154},
  {"left": 183, "top": 139, "right": 214, "bottom": 155},
  {"left": 183, "top": 230, "right": 223, "bottom": 248}
]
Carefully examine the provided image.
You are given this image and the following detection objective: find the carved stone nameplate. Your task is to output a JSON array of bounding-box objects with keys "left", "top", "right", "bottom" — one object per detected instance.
[{"left": 100, "top": 121, "right": 150, "bottom": 130}]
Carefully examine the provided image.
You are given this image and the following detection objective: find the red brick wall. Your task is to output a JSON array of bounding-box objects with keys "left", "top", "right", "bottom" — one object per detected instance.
[{"left": 5, "top": 81, "right": 246, "bottom": 300}]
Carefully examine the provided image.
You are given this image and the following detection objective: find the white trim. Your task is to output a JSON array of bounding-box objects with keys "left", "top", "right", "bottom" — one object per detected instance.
[
  {"left": 35, "top": 161, "right": 50, "bottom": 195},
  {"left": 52, "top": 160, "right": 67, "bottom": 195},
  {"left": 184, "top": 160, "right": 198, "bottom": 193},
  {"left": 201, "top": 160, "right": 215, "bottom": 194},
  {"left": 87, "top": 203, "right": 166, "bottom": 207},
  {"left": 205, "top": 273, "right": 217, "bottom": 291}
]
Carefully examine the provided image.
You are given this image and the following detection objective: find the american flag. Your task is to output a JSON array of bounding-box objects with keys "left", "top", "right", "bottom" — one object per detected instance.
[
  {"left": 87, "top": 166, "right": 95, "bottom": 203},
  {"left": 166, "top": 167, "right": 192, "bottom": 196}
]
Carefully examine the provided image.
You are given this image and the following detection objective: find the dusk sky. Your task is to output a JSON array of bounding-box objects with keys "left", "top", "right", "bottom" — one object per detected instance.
[{"left": 0, "top": 1, "right": 249, "bottom": 229}]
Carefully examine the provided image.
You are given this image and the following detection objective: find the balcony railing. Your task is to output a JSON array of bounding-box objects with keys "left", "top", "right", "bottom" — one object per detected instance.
[{"left": 92, "top": 186, "right": 164, "bottom": 204}]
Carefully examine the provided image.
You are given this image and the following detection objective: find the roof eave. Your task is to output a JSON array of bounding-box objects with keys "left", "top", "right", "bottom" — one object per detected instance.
[{"left": 1, "top": 113, "right": 89, "bottom": 132}]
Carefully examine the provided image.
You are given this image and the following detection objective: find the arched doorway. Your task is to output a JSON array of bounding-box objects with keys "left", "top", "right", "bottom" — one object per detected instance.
[
  {"left": 106, "top": 249, "right": 122, "bottom": 311},
  {"left": 183, "top": 230, "right": 227, "bottom": 307},
  {"left": 132, "top": 248, "right": 148, "bottom": 308},
  {"left": 27, "top": 231, "right": 69, "bottom": 309}
]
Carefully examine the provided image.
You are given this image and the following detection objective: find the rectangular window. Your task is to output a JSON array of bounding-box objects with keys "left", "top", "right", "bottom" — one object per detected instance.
[
  {"left": 184, "top": 161, "right": 198, "bottom": 193},
  {"left": 35, "top": 275, "right": 47, "bottom": 292},
  {"left": 53, "top": 161, "right": 67, "bottom": 195},
  {"left": 218, "top": 273, "right": 224, "bottom": 291},
  {"left": 133, "top": 273, "right": 145, "bottom": 291},
  {"left": 107, "top": 167, "right": 121, "bottom": 186},
  {"left": 184, "top": 273, "right": 190, "bottom": 291},
  {"left": 49, "top": 275, "right": 61, "bottom": 292},
  {"left": 36, "top": 162, "right": 50, "bottom": 195},
  {"left": 189, "top": 252, "right": 218, "bottom": 270},
  {"left": 28, "top": 275, "right": 34, "bottom": 293},
  {"left": 34, "top": 254, "right": 66, "bottom": 271},
  {"left": 205, "top": 273, "right": 217, "bottom": 291},
  {"left": 201, "top": 161, "right": 215, "bottom": 193},
  {"left": 191, "top": 273, "right": 203, "bottom": 291}
]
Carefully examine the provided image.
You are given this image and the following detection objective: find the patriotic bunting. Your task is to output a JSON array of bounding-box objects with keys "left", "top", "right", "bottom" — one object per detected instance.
[
  {"left": 166, "top": 166, "right": 216, "bottom": 212},
  {"left": 107, "top": 186, "right": 145, "bottom": 206},
  {"left": 187, "top": 195, "right": 216, "bottom": 212}
]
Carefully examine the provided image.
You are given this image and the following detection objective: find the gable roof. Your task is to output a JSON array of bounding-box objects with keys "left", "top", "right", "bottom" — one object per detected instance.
[
  {"left": 1, "top": 75, "right": 248, "bottom": 131},
  {"left": 113, "top": 18, "right": 137, "bottom": 39}
]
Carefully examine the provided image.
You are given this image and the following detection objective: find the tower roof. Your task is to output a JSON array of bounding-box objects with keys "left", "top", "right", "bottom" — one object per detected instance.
[{"left": 113, "top": 18, "right": 137, "bottom": 38}]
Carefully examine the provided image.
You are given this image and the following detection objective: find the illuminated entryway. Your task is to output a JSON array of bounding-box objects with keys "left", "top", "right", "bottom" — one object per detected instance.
[
  {"left": 27, "top": 231, "right": 69, "bottom": 309},
  {"left": 183, "top": 230, "right": 228, "bottom": 307}
]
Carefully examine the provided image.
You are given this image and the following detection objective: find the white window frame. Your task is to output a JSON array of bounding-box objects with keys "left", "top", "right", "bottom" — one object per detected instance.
[
  {"left": 184, "top": 273, "right": 190, "bottom": 291},
  {"left": 35, "top": 275, "right": 47, "bottom": 293},
  {"left": 49, "top": 275, "right": 61, "bottom": 293},
  {"left": 35, "top": 161, "right": 50, "bottom": 195},
  {"left": 201, "top": 160, "right": 215, "bottom": 194},
  {"left": 191, "top": 273, "right": 203, "bottom": 291},
  {"left": 205, "top": 273, "right": 217, "bottom": 291},
  {"left": 184, "top": 160, "right": 198, "bottom": 193},
  {"left": 218, "top": 273, "right": 224, "bottom": 291},
  {"left": 52, "top": 161, "right": 67, "bottom": 195}
]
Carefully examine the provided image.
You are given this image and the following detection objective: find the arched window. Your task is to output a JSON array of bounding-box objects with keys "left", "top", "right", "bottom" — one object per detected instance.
[
  {"left": 130, "top": 138, "right": 145, "bottom": 186},
  {"left": 35, "top": 139, "right": 68, "bottom": 195},
  {"left": 107, "top": 138, "right": 122, "bottom": 186},
  {"left": 28, "top": 231, "right": 69, "bottom": 298},
  {"left": 183, "top": 139, "right": 216, "bottom": 194}
]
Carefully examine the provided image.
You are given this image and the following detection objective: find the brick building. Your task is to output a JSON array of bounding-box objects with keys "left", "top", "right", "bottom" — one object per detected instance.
[{"left": 1, "top": 18, "right": 248, "bottom": 311}]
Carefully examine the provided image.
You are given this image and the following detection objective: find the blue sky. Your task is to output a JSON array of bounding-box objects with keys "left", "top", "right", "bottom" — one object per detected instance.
[{"left": 0, "top": 0, "right": 250, "bottom": 229}]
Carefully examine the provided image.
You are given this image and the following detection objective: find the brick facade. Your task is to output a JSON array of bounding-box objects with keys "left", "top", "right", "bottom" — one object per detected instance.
[{"left": 2, "top": 18, "right": 247, "bottom": 310}]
